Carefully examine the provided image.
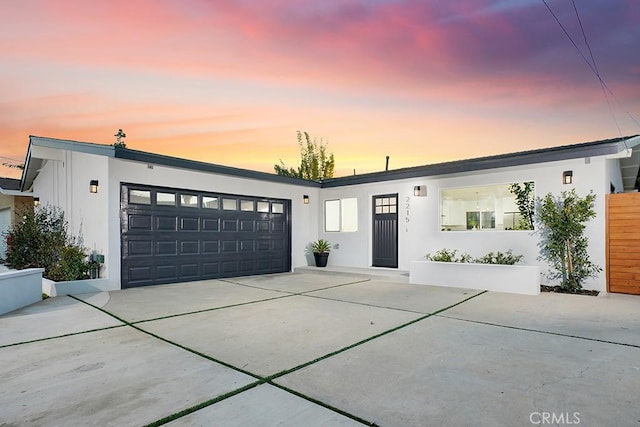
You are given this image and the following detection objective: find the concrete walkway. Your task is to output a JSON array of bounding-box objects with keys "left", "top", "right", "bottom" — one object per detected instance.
[{"left": 1, "top": 272, "right": 638, "bottom": 426}]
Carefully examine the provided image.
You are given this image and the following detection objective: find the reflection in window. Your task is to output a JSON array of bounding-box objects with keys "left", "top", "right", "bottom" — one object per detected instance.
[
  {"left": 440, "top": 182, "right": 534, "bottom": 231},
  {"left": 272, "top": 202, "right": 284, "bottom": 214},
  {"left": 129, "top": 189, "right": 151, "bottom": 204},
  {"left": 257, "top": 201, "right": 269, "bottom": 212},
  {"left": 223, "top": 198, "right": 237, "bottom": 210},
  {"left": 202, "top": 196, "right": 219, "bottom": 209},
  {"left": 157, "top": 192, "right": 176, "bottom": 206},
  {"left": 181, "top": 194, "right": 198, "bottom": 208}
]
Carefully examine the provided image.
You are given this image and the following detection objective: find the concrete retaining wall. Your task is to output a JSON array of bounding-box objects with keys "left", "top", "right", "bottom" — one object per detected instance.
[{"left": 0, "top": 268, "right": 44, "bottom": 315}]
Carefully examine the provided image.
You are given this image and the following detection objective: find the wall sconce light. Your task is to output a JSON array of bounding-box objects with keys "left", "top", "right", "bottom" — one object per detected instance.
[
  {"left": 413, "top": 185, "right": 427, "bottom": 197},
  {"left": 90, "top": 180, "right": 99, "bottom": 193},
  {"left": 303, "top": 195, "right": 310, "bottom": 204},
  {"left": 562, "top": 171, "right": 573, "bottom": 185},
  {"left": 33, "top": 197, "right": 40, "bottom": 207}
]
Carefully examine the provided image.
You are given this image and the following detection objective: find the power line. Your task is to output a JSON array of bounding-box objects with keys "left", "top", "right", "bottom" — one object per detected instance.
[
  {"left": 570, "top": 0, "right": 621, "bottom": 136},
  {"left": 541, "top": 0, "right": 639, "bottom": 134}
]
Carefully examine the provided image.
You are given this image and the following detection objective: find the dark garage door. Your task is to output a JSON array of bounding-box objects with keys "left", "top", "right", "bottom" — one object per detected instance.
[{"left": 120, "top": 183, "right": 291, "bottom": 288}]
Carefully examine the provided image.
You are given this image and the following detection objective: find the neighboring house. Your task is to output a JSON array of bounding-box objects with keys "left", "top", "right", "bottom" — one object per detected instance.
[
  {"left": 19, "top": 135, "right": 640, "bottom": 293},
  {"left": 0, "top": 177, "right": 33, "bottom": 259}
]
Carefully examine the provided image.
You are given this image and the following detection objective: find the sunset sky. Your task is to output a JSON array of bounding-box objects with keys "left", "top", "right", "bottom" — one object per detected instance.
[{"left": 1, "top": 0, "right": 639, "bottom": 179}]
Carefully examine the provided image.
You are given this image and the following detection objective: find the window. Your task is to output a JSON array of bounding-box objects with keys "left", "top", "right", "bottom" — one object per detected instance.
[
  {"left": 222, "top": 198, "right": 237, "bottom": 211},
  {"left": 202, "top": 196, "right": 219, "bottom": 209},
  {"left": 440, "top": 182, "right": 534, "bottom": 231},
  {"left": 157, "top": 192, "right": 176, "bottom": 206},
  {"left": 324, "top": 198, "right": 358, "bottom": 232},
  {"left": 240, "top": 200, "right": 254, "bottom": 211},
  {"left": 181, "top": 194, "right": 198, "bottom": 208},
  {"left": 272, "top": 202, "right": 284, "bottom": 214},
  {"left": 129, "top": 189, "right": 151, "bottom": 204},
  {"left": 257, "top": 201, "right": 269, "bottom": 213}
]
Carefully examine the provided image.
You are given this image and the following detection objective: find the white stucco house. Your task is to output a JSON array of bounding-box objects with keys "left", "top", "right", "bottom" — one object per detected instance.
[{"left": 18, "top": 134, "right": 640, "bottom": 294}]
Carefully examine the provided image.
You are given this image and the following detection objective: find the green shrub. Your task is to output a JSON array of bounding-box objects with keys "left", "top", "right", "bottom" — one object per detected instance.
[
  {"left": 48, "top": 245, "right": 90, "bottom": 281},
  {"left": 426, "top": 249, "right": 472, "bottom": 263},
  {"left": 4, "top": 205, "right": 89, "bottom": 281},
  {"left": 475, "top": 250, "right": 524, "bottom": 265},
  {"left": 426, "top": 248, "right": 524, "bottom": 265}
]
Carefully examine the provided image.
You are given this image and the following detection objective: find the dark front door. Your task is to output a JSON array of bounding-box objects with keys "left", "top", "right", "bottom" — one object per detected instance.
[
  {"left": 120, "top": 183, "right": 291, "bottom": 288},
  {"left": 372, "top": 194, "right": 398, "bottom": 268}
]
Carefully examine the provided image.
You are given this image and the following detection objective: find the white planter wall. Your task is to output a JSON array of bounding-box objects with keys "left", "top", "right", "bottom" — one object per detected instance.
[{"left": 410, "top": 261, "right": 541, "bottom": 295}]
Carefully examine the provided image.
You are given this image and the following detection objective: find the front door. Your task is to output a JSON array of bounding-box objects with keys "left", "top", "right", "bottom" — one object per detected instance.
[{"left": 372, "top": 194, "right": 398, "bottom": 268}]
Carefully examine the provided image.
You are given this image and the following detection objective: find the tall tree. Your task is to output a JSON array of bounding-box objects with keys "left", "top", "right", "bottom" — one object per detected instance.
[
  {"left": 274, "top": 131, "right": 335, "bottom": 180},
  {"left": 535, "top": 189, "right": 601, "bottom": 291}
]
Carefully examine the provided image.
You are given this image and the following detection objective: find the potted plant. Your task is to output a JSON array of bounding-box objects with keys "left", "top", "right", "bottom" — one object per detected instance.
[{"left": 311, "top": 239, "right": 331, "bottom": 267}]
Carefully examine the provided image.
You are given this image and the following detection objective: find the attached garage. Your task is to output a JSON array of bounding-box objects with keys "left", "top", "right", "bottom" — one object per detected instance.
[{"left": 121, "top": 183, "right": 291, "bottom": 288}]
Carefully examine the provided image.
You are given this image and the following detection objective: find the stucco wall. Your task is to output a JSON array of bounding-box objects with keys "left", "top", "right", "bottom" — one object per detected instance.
[
  {"left": 318, "top": 156, "right": 611, "bottom": 291},
  {"left": 29, "top": 145, "right": 620, "bottom": 292}
]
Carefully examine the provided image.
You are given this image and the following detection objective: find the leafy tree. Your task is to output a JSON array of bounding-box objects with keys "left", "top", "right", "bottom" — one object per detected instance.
[
  {"left": 274, "top": 131, "right": 335, "bottom": 180},
  {"left": 509, "top": 182, "right": 535, "bottom": 230},
  {"left": 3, "top": 205, "right": 89, "bottom": 281},
  {"left": 113, "top": 129, "right": 127, "bottom": 148},
  {"left": 535, "top": 190, "right": 601, "bottom": 291}
]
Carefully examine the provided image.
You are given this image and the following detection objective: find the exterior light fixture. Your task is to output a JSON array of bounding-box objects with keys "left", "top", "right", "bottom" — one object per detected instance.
[
  {"left": 303, "top": 195, "right": 310, "bottom": 204},
  {"left": 413, "top": 185, "right": 427, "bottom": 197},
  {"left": 562, "top": 171, "right": 573, "bottom": 185},
  {"left": 33, "top": 197, "right": 40, "bottom": 207},
  {"left": 90, "top": 180, "right": 99, "bottom": 193}
]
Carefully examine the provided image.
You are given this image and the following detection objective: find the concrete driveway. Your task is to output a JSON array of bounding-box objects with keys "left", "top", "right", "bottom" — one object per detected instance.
[{"left": 1, "top": 272, "right": 638, "bottom": 426}]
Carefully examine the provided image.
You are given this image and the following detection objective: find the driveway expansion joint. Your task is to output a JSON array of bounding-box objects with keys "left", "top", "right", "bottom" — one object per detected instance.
[{"left": 437, "top": 314, "right": 640, "bottom": 349}]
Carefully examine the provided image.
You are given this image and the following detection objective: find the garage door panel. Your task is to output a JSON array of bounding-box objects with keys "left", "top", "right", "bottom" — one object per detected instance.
[
  {"left": 180, "top": 217, "right": 199, "bottom": 231},
  {"left": 222, "top": 240, "right": 238, "bottom": 252},
  {"left": 240, "top": 220, "right": 254, "bottom": 231},
  {"left": 157, "top": 241, "right": 178, "bottom": 255},
  {"left": 121, "top": 184, "right": 290, "bottom": 288},
  {"left": 129, "top": 240, "right": 153, "bottom": 256},
  {"left": 180, "top": 263, "right": 199, "bottom": 278},
  {"left": 240, "top": 240, "right": 254, "bottom": 252},
  {"left": 157, "top": 264, "right": 178, "bottom": 280},
  {"left": 222, "top": 260, "right": 239, "bottom": 274},
  {"left": 129, "top": 214, "right": 152, "bottom": 230},
  {"left": 203, "top": 260, "right": 219, "bottom": 274},
  {"left": 202, "top": 218, "right": 219, "bottom": 231},
  {"left": 239, "top": 259, "right": 254, "bottom": 273},
  {"left": 202, "top": 240, "right": 220, "bottom": 254},
  {"left": 222, "top": 219, "right": 237, "bottom": 232},
  {"left": 156, "top": 216, "right": 178, "bottom": 231},
  {"left": 256, "top": 240, "right": 270, "bottom": 251},
  {"left": 180, "top": 240, "right": 200, "bottom": 255}
]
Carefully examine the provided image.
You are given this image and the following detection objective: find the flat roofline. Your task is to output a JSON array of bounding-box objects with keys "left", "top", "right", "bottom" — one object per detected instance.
[{"left": 321, "top": 135, "right": 640, "bottom": 187}]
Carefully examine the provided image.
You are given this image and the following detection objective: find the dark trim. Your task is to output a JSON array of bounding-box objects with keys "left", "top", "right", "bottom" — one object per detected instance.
[
  {"left": 321, "top": 136, "right": 639, "bottom": 187},
  {"left": 115, "top": 148, "right": 321, "bottom": 188},
  {"left": 21, "top": 134, "right": 639, "bottom": 192}
]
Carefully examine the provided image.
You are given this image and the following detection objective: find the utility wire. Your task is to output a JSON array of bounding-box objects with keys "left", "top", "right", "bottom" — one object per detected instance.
[
  {"left": 570, "top": 0, "right": 622, "bottom": 136},
  {"left": 542, "top": 0, "right": 639, "bottom": 134}
]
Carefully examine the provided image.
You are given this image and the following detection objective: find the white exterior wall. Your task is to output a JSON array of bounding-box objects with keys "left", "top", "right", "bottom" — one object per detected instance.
[
  {"left": 319, "top": 156, "right": 611, "bottom": 291},
  {"left": 32, "top": 150, "right": 109, "bottom": 263},
  {"left": 106, "top": 158, "right": 320, "bottom": 286},
  {"left": 30, "top": 143, "right": 622, "bottom": 292}
]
